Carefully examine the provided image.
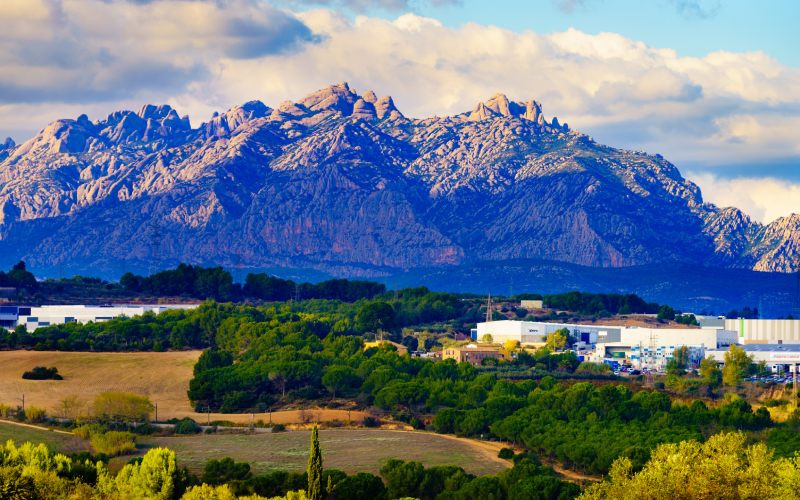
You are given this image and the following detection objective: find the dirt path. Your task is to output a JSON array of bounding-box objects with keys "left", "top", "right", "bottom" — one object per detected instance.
[
  {"left": 541, "top": 457, "right": 602, "bottom": 483},
  {"left": 0, "top": 418, "right": 73, "bottom": 435},
  {"left": 417, "top": 431, "right": 511, "bottom": 469}
]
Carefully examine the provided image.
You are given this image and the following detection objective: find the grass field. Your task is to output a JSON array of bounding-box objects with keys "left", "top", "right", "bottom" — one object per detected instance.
[
  {"left": 0, "top": 420, "right": 88, "bottom": 454},
  {"left": 0, "top": 350, "right": 201, "bottom": 419},
  {"left": 0, "top": 351, "right": 370, "bottom": 424},
  {"left": 132, "top": 429, "right": 511, "bottom": 476}
]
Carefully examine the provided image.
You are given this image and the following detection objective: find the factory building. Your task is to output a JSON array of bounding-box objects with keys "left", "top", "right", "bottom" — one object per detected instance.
[
  {"left": 706, "top": 344, "right": 800, "bottom": 373},
  {"left": 595, "top": 327, "right": 738, "bottom": 370},
  {"left": 473, "top": 320, "right": 621, "bottom": 346},
  {"left": 724, "top": 319, "right": 800, "bottom": 344},
  {"left": 0, "top": 304, "right": 198, "bottom": 331}
]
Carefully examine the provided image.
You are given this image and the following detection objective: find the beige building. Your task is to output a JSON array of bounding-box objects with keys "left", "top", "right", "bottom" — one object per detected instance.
[
  {"left": 442, "top": 344, "right": 505, "bottom": 365},
  {"left": 725, "top": 319, "right": 800, "bottom": 344},
  {"left": 520, "top": 299, "right": 544, "bottom": 309}
]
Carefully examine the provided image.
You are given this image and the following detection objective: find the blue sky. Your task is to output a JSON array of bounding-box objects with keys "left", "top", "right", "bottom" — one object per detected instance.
[
  {"left": 0, "top": 0, "right": 798, "bottom": 222},
  {"left": 406, "top": 1, "right": 800, "bottom": 66}
]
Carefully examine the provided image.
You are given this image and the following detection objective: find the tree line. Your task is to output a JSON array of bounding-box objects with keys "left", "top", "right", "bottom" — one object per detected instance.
[{"left": 119, "top": 264, "right": 387, "bottom": 302}]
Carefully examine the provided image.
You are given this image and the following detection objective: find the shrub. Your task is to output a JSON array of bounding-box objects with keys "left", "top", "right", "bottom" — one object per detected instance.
[
  {"left": 498, "top": 447, "right": 514, "bottom": 460},
  {"left": 25, "top": 406, "right": 47, "bottom": 423},
  {"left": 174, "top": 418, "right": 201, "bottom": 435},
  {"left": 272, "top": 424, "right": 286, "bottom": 432},
  {"left": 362, "top": 416, "right": 381, "bottom": 428},
  {"left": 21, "top": 366, "right": 62, "bottom": 380},
  {"left": 93, "top": 392, "right": 153, "bottom": 422},
  {"left": 73, "top": 424, "right": 107, "bottom": 439},
  {"left": 0, "top": 403, "right": 11, "bottom": 418},
  {"left": 90, "top": 431, "right": 136, "bottom": 456}
]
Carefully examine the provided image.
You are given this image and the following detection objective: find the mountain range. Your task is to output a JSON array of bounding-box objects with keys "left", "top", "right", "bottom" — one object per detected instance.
[{"left": 0, "top": 83, "right": 798, "bottom": 311}]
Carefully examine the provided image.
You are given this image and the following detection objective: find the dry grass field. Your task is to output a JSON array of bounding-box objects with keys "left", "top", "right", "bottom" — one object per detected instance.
[
  {"left": 0, "top": 351, "right": 370, "bottom": 424},
  {"left": 0, "top": 350, "right": 201, "bottom": 418},
  {"left": 130, "top": 429, "right": 511, "bottom": 476}
]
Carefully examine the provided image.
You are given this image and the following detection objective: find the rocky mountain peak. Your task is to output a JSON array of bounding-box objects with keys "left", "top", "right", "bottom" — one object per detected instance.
[
  {"left": 468, "top": 94, "right": 550, "bottom": 126},
  {"left": 299, "top": 82, "right": 359, "bottom": 114},
  {"left": 1, "top": 82, "right": 798, "bottom": 276},
  {"left": 1, "top": 137, "right": 14, "bottom": 150}
]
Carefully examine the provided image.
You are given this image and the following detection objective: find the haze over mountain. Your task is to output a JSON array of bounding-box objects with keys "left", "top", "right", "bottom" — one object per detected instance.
[{"left": 0, "top": 83, "right": 798, "bottom": 311}]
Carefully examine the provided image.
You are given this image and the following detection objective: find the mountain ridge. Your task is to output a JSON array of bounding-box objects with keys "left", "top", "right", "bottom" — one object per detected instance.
[{"left": 0, "top": 82, "right": 797, "bottom": 277}]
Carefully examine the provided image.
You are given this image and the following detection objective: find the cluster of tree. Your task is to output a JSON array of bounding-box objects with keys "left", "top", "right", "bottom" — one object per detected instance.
[
  {"left": 188, "top": 318, "right": 588, "bottom": 413},
  {"left": 655, "top": 305, "right": 699, "bottom": 326},
  {"left": 119, "top": 264, "right": 388, "bottom": 303},
  {"left": 0, "top": 261, "right": 37, "bottom": 291},
  {"left": 21, "top": 366, "right": 62, "bottom": 380},
  {"left": 243, "top": 274, "right": 386, "bottom": 302},
  {"left": 443, "top": 380, "right": 770, "bottom": 475},
  {"left": 0, "top": 292, "right": 473, "bottom": 352},
  {"left": 580, "top": 432, "right": 800, "bottom": 499},
  {"left": 725, "top": 306, "right": 759, "bottom": 319},
  {"left": 120, "top": 264, "right": 236, "bottom": 301},
  {"left": 543, "top": 292, "right": 658, "bottom": 316}
]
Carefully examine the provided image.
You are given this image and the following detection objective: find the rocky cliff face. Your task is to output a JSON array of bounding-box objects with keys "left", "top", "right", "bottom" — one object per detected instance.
[{"left": 0, "top": 82, "right": 797, "bottom": 275}]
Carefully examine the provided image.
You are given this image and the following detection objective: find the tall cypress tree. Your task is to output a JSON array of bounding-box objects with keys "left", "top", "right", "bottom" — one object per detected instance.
[{"left": 307, "top": 425, "right": 323, "bottom": 500}]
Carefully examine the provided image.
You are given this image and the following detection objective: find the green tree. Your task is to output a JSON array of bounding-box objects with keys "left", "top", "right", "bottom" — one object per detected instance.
[
  {"left": 322, "top": 365, "right": 359, "bottom": 399},
  {"left": 579, "top": 432, "right": 800, "bottom": 499},
  {"left": 545, "top": 329, "right": 568, "bottom": 351},
  {"left": 481, "top": 333, "right": 494, "bottom": 343},
  {"left": 307, "top": 425, "right": 323, "bottom": 500},
  {"left": 202, "top": 457, "right": 251, "bottom": 485},
  {"left": 93, "top": 391, "right": 154, "bottom": 422},
  {"left": 108, "top": 447, "right": 177, "bottom": 500},
  {"left": 722, "top": 344, "right": 753, "bottom": 387},
  {"left": 355, "top": 302, "right": 395, "bottom": 333},
  {"left": 666, "top": 346, "right": 688, "bottom": 375},
  {"left": 657, "top": 305, "right": 676, "bottom": 321},
  {"left": 699, "top": 357, "right": 722, "bottom": 388}
]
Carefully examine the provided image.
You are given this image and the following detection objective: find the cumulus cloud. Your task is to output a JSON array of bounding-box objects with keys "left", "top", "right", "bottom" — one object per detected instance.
[
  {"left": 689, "top": 172, "right": 800, "bottom": 224},
  {"left": 1, "top": 2, "right": 799, "bottom": 207},
  {"left": 279, "top": 0, "right": 461, "bottom": 12},
  {"left": 0, "top": 0, "right": 315, "bottom": 104}
]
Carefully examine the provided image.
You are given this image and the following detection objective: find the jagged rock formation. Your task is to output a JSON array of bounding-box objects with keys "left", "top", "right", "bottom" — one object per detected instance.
[{"left": 0, "top": 83, "right": 797, "bottom": 275}]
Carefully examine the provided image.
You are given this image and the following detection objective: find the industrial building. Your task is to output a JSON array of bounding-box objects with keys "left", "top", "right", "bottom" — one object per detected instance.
[
  {"left": 723, "top": 319, "right": 800, "bottom": 344},
  {"left": 706, "top": 344, "right": 800, "bottom": 373},
  {"left": 0, "top": 304, "right": 198, "bottom": 331},
  {"left": 473, "top": 319, "right": 738, "bottom": 370},
  {"left": 473, "top": 320, "right": 621, "bottom": 346},
  {"left": 595, "top": 327, "right": 738, "bottom": 370}
]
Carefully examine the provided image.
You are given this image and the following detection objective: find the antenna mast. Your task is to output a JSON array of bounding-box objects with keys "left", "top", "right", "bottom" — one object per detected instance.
[{"left": 486, "top": 293, "right": 492, "bottom": 323}]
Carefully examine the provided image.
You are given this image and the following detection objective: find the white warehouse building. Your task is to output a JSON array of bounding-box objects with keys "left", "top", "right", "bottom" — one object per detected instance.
[
  {"left": 724, "top": 319, "right": 800, "bottom": 344},
  {"left": 474, "top": 320, "right": 621, "bottom": 345},
  {"left": 596, "top": 327, "right": 738, "bottom": 369},
  {"left": 0, "top": 304, "right": 198, "bottom": 331}
]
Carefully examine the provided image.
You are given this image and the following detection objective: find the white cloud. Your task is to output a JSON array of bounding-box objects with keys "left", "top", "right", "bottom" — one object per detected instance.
[
  {"left": 1, "top": 3, "right": 800, "bottom": 177},
  {"left": 688, "top": 172, "right": 800, "bottom": 224}
]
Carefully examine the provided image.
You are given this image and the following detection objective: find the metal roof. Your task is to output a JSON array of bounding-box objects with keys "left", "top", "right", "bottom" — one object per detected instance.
[{"left": 707, "top": 344, "right": 800, "bottom": 353}]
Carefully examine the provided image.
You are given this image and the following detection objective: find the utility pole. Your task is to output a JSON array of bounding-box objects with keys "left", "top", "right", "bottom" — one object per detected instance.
[
  {"left": 154, "top": 402, "right": 158, "bottom": 422},
  {"left": 793, "top": 256, "right": 800, "bottom": 318},
  {"left": 485, "top": 293, "right": 493, "bottom": 323}
]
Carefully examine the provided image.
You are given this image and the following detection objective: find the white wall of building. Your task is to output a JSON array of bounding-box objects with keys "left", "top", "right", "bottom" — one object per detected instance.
[
  {"left": 14, "top": 304, "right": 198, "bottom": 330},
  {"left": 475, "top": 320, "right": 618, "bottom": 345},
  {"left": 725, "top": 319, "right": 800, "bottom": 344}
]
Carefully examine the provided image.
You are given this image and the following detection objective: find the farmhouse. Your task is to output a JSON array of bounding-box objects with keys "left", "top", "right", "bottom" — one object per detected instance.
[{"left": 442, "top": 344, "right": 506, "bottom": 365}]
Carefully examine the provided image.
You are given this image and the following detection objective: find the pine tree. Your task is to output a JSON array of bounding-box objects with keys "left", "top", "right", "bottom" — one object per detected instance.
[{"left": 307, "top": 425, "right": 323, "bottom": 500}]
